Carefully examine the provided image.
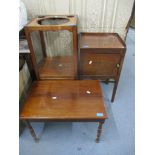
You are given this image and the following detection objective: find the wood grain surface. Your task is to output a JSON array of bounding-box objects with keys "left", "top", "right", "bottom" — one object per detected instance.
[
  {"left": 38, "top": 56, "right": 75, "bottom": 79},
  {"left": 20, "top": 80, "right": 107, "bottom": 121},
  {"left": 80, "top": 33, "right": 125, "bottom": 49}
]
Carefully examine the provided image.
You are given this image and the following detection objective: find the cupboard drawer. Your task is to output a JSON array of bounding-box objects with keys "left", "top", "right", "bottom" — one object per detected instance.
[{"left": 80, "top": 53, "right": 121, "bottom": 76}]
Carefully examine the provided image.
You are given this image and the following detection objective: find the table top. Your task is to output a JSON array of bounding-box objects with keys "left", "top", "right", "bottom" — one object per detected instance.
[
  {"left": 80, "top": 33, "right": 126, "bottom": 49},
  {"left": 20, "top": 80, "right": 107, "bottom": 121}
]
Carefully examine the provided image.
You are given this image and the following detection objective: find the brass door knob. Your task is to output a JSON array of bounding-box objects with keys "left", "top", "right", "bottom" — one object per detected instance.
[{"left": 116, "top": 64, "right": 120, "bottom": 68}]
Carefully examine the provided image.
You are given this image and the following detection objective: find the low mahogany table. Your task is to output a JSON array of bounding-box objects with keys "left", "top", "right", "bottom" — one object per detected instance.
[{"left": 20, "top": 80, "right": 108, "bottom": 143}]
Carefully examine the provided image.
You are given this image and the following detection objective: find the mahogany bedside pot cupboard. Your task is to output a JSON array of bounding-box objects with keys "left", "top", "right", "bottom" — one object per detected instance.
[
  {"left": 20, "top": 80, "right": 108, "bottom": 143},
  {"left": 79, "top": 33, "right": 126, "bottom": 102}
]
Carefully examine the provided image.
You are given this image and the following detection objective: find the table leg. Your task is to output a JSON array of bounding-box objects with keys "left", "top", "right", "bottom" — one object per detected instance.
[
  {"left": 104, "top": 79, "right": 109, "bottom": 84},
  {"left": 96, "top": 122, "right": 104, "bottom": 143},
  {"left": 111, "top": 80, "right": 118, "bottom": 102},
  {"left": 25, "top": 120, "right": 39, "bottom": 142}
]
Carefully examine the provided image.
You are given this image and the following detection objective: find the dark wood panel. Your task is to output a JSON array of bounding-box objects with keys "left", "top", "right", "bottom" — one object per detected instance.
[{"left": 80, "top": 53, "right": 121, "bottom": 76}]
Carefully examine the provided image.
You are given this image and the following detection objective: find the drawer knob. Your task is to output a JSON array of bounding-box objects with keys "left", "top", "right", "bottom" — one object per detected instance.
[
  {"left": 89, "top": 60, "right": 92, "bottom": 64},
  {"left": 117, "top": 64, "right": 120, "bottom": 68}
]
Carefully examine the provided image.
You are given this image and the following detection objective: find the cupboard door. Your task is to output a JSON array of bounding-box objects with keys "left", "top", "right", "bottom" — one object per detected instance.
[{"left": 80, "top": 52, "right": 121, "bottom": 76}]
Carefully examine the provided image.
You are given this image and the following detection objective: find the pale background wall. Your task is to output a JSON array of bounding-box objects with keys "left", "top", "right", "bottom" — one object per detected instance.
[{"left": 19, "top": 62, "right": 30, "bottom": 98}]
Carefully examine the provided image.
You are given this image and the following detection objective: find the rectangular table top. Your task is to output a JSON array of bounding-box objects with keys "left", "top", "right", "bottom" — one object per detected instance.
[{"left": 20, "top": 80, "right": 107, "bottom": 121}]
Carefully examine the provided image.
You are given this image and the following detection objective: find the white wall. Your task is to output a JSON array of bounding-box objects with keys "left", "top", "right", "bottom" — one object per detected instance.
[{"left": 22, "top": 0, "right": 134, "bottom": 39}]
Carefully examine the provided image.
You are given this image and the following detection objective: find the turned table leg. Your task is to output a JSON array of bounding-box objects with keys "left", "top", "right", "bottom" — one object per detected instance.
[
  {"left": 25, "top": 120, "right": 39, "bottom": 142},
  {"left": 96, "top": 121, "right": 104, "bottom": 143}
]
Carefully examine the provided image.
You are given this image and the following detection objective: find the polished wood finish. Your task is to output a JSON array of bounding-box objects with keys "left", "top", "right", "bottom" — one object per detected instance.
[
  {"left": 25, "top": 15, "right": 78, "bottom": 80},
  {"left": 20, "top": 80, "right": 107, "bottom": 142},
  {"left": 80, "top": 33, "right": 125, "bottom": 49},
  {"left": 80, "top": 53, "right": 121, "bottom": 76},
  {"left": 39, "top": 31, "right": 47, "bottom": 57},
  {"left": 79, "top": 33, "right": 126, "bottom": 102},
  {"left": 25, "top": 30, "right": 39, "bottom": 80},
  {"left": 38, "top": 57, "right": 75, "bottom": 80},
  {"left": 72, "top": 26, "right": 78, "bottom": 79},
  {"left": 20, "top": 80, "right": 107, "bottom": 121}
]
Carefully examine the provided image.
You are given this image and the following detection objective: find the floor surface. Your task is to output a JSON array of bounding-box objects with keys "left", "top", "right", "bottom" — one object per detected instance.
[{"left": 19, "top": 28, "right": 135, "bottom": 155}]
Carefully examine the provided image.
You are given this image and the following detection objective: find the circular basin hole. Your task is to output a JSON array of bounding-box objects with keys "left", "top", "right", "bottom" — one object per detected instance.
[{"left": 38, "top": 17, "right": 70, "bottom": 25}]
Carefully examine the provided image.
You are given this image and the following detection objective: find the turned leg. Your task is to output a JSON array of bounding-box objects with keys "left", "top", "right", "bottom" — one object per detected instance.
[
  {"left": 25, "top": 120, "right": 39, "bottom": 142},
  {"left": 96, "top": 122, "right": 104, "bottom": 143}
]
